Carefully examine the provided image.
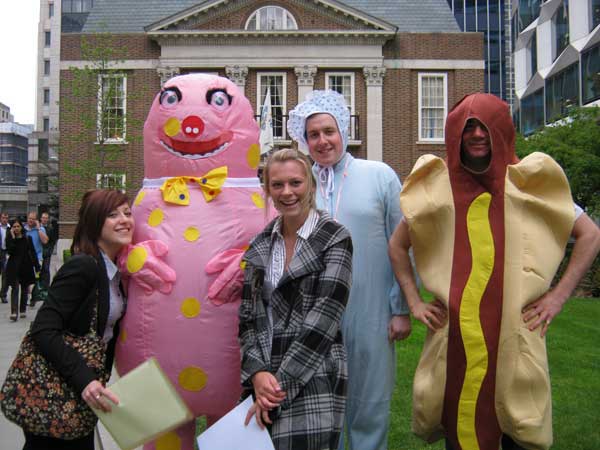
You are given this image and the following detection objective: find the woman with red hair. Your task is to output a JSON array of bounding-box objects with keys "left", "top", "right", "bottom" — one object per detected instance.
[{"left": 24, "top": 189, "right": 134, "bottom": 450}]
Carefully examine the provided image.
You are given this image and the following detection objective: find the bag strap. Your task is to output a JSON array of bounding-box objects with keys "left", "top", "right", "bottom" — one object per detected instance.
[
  {"left": 87, "top": 255, "right": 102, "bottom": 337},
  {"left": 88, "top": 287, "right": 101, "bottom": 337}
]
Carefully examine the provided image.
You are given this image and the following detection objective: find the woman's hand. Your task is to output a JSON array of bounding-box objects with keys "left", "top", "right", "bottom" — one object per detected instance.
[
  {"left": 251, "top": 371, "right": 286, "bottom": 410},
  {"left": 82, "top": 380, "right": 119, "bottom": 413},
  {"left": 244, "top": 401, "right": 272, "bottom": 429},
  {"left": 411, "top": 298, "right": 447, "bottom": 332}
]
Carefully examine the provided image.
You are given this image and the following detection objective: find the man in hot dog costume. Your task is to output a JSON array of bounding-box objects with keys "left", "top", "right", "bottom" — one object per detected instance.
[{"left": 389, "top": 93, "right": 600, "bottom": 450}]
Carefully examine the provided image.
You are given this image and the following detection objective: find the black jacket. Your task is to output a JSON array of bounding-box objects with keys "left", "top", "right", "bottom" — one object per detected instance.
[
  {"left": 30, "top": 253, "right": 122, "bottom": 395},
  {"left": 6, "top": 234, "right": 39, "bottom": 285}
]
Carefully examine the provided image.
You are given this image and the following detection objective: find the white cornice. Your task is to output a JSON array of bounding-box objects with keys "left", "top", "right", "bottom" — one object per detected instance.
[
  {"left": 384, "top": 59, "right": 484, "bottom": 70},
  {"left": 148, "top": 29, "right": 395, "bottom": 41},
  {"left": 159, "top": 57, "right": 384, "bottom": 68},
  {"left": 60, "top": 58, "right": 484, "bottom": 71}
]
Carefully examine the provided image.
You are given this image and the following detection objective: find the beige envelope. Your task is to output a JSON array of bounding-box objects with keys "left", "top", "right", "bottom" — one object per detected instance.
[{"left": 94, "top": 357, "right": 194, "bottom": 450}]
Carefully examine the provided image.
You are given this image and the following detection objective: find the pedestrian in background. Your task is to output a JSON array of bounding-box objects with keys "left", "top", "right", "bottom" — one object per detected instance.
[
  {"left": 24, "top": 211, "right": 48, "bottom": 308},
  {"left": 6, "top": 218, "right": 39, "bottom": 321},
  {"left": 40, "top": 212, "right": 56, "bottom": 290},
  {"left": 0, "top": 212, "right": 10, "bottom": 303}
]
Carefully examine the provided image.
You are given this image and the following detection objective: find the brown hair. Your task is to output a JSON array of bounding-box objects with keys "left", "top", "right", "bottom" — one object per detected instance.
[
  {"left": 71, "top": 190, "right": 130, "bottom": 257},
  {"left": 262, "top": 148, "right": 317, "bottom": 215}
]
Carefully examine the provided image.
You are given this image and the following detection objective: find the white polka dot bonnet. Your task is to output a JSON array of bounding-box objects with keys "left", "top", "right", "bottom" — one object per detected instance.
[
  {"left": 287, "top": 90, "right": 351, "bottom": 204},
  {"left": 287, "top": 90, "right": 350, "bottom": 156}
]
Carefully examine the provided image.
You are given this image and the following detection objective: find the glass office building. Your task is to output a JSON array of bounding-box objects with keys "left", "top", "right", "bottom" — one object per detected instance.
[
  {"left": 447, "top": 0, "right": 509, "bottom": 101},
  {"left": 513, "top": 0, "right": 600, "bottom": 134}
]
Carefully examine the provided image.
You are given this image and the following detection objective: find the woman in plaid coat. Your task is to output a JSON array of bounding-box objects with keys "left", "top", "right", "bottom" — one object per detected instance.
[{"left": 240, "top": 149, "right": 353, "bottom": 450}]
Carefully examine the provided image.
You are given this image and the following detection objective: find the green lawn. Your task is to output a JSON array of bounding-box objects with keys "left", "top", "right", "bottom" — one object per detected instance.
[{"left": 388, "top": 298, "right": 600, "bottom": 450}]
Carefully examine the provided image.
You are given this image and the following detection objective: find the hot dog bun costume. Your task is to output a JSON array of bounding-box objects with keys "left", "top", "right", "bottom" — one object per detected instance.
[
  {"left": 116, "top": 74, "right": 269, "bottom": 450},
  {"left": 400, "top": 93, "right": 574, "bottom": 450}
]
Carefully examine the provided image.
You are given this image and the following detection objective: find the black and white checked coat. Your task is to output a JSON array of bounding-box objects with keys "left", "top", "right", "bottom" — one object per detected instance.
[{"left": 239, "top": 210, "right": 353, "bottom": 450}]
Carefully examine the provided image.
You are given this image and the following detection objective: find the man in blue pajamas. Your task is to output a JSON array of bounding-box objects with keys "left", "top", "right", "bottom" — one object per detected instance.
[{"left": 288, "top": 90, "right": 411, "bottom": 450}]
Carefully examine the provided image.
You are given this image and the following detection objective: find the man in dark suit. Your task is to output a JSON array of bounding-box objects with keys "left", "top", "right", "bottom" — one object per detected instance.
[
  {"left": 40, "top": 212, "right": 56, "bottom": 290},
  {"left": 0, "top": 212, "right": 10, "bottom": 303}
]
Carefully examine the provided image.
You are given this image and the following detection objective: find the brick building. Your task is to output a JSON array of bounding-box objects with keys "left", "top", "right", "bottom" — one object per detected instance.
[{"left": 57, "top": 0, "right": 484, "bottom": 253}]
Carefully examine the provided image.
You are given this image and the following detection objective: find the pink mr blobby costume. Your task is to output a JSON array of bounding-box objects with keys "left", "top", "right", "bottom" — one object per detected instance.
[{"left": 115, "top": 74, "right": 270, "bottom": 450}]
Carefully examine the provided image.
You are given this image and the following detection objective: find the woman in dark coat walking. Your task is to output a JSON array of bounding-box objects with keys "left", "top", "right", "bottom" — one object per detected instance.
[
  {"left": 6, "top": 218, "right": 39, "bottom": 321},
  {"left": 240, "top": 149, "right": 353, "bottom": 450}
]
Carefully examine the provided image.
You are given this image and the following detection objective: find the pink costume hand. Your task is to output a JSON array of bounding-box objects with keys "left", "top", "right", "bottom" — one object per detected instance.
[
  {"left": 118, "top": 240, "right": 176, "bottom": 295},
  {"left": 205, "top": 248, "right": 246, "bottom": 305}
]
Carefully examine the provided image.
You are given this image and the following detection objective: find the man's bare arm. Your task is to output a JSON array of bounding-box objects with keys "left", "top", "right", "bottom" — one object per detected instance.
[
  {"left": 388, "top": 220, "right": 446, "bottom": 331},
  {"left": 523, "top": 212, "right": 600, "bottom": 336}
]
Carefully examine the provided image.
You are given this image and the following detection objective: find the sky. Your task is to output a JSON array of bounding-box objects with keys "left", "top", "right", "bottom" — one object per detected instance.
[{"left": 0, "top": 1, "right": 40, "bottom": 125}]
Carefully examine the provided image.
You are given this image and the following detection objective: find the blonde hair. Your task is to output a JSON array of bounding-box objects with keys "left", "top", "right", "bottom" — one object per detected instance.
[{"left": 262, "top": 148, "right": 317, "bottom": 215}]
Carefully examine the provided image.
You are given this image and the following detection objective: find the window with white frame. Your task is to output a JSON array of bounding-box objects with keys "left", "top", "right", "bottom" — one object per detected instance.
[
  {"left": 96, "top": 173, "right": 126, "bottom": 192},
  {"left": 418, "top": 73, "right": 447, "bottom": 142},
  {"left": 326, "top": 72, "right": 356, "bottom": 139},
  {"left": 97, "top": 74, "right": 126, "bottom": 142},
  {"left": 246, "top": 6, "right": 298, "bottom": 30},
  {"left": 257, "top": 73, "right": 287, "bottom": 139}
]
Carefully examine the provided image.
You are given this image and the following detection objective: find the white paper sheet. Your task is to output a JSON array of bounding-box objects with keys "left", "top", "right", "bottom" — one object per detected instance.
[{"left": 196, "top": 396, "right": 275, "bottom": 450}]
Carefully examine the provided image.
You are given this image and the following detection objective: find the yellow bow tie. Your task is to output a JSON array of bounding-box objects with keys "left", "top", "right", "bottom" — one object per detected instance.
[{"left": 160, "top": 166, "right": 228, "bottom": 205}]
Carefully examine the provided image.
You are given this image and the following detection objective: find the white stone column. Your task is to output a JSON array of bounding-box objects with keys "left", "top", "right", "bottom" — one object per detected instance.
[
  {"left": 157, "top": 67, "right": 180, "bottom": 86},
  {"left": 295, "top": 65, "right": 317, "bottom": 102},
  {"left": 363, "top": 66, "right": 386, "bottom": 161},
  {"left": 225, "top": 65, "right": 248, "bottom": 94}
]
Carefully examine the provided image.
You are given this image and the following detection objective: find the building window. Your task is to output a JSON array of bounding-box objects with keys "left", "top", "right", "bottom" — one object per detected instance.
[
  {"left": 43, "top": 118, "right": 49, "bottom": 132},
  {"left": 511, "top": 12, "right": 518, "bottom": 50},
  {"left": 62, "top": 0, "right": 94, "bottom": 13},
  {"left": 49, "top": 3, "right": 54, "bottom": 17},
  {"left": 528, "top": 32, "right": 537, "bottom": 81},
  {"left": 246, "top": 6, "right": 298, "bottom": 30},
  {"left": 465, "top": 0, "right": 476, "bottom": 30},
  {"left": 592, "top": 0, "right": 600, "bottom": 29},
  {"left": 43, "top": 89, "right": 50, "bottom": 105},
  {"left": 553, "top": 0, "right": 569, "bottom": 60},
  {"left": 39, "top": 139, "right": 49, "bottom": 161},
  {"left": 518, "top": 0, "right": 540, "bottom": 32},
  {"left": 96, "top": 173, "right": 126, "bottom": 192},
  {"left": 38, "top": 175, "right": 49, "bottom": 193},
  {"left": 582, "top": 44, "right": 600, "bottom": 104},
  {"left": 257, "top": 73, "right": 286, "bottom": 139},
  {"left": 97, "top": 74, "right": 126, "bottom": 142},
  {"left": 521, "top": 89, "right": 544, "bottom": 135},
  {"left": 450, "top": 0, "right": 465, "bottom": 29},
  {"left": 545, "top": 63, "right": 579, "bottom": 123},
  {"left": 326, "top": 73, "right": 356, "bottom": 139},
  {"left": 44, "top": 31, "right": 51, "bottom": 47},
  {"left": 418, "top": 73, "right": 447, "bottom": 142},
  {"left": 44, "top": 60, "right": 50, "bottom": 76}
]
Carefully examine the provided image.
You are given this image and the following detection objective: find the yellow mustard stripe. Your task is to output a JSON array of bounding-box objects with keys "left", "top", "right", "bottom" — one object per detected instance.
[{"left": 457, "top": 192, "right": 495, "bottom": 450}]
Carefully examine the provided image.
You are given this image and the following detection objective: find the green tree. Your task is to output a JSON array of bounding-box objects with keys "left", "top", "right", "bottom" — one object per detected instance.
[
  {"left": 59, "top": 31, "right": 142, "bottom": 202},
  {"left": 516, "top": 106, "right": 600, "bottom": 218}
]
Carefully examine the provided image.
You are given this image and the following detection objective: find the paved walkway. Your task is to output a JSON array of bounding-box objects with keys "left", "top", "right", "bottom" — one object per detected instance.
[{"left": 0, "top": 257, "right": 130, "bottom": 449}]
